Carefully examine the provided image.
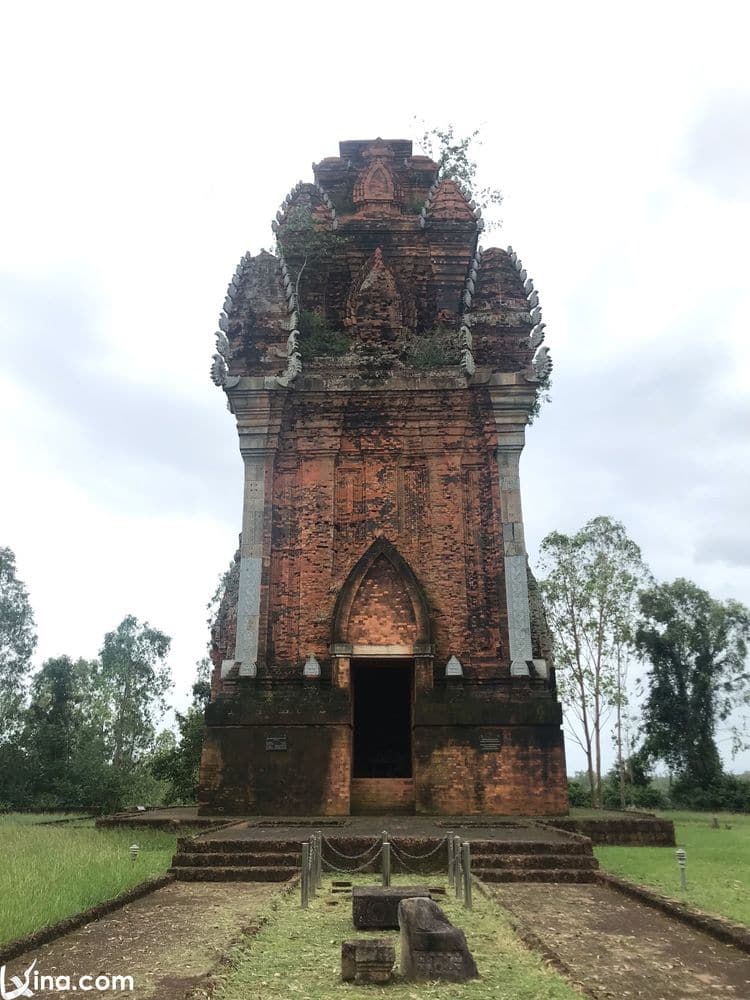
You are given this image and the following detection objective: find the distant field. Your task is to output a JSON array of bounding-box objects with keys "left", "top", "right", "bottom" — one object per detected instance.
[
  {"left": 0, "top": 814, "right": 179, "bottom": 946},
  {"left": 595, "top": 810, "right": 750, "bottom": 926}
]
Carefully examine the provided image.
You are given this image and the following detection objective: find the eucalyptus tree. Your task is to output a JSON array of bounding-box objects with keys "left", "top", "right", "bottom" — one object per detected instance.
[
  {"left": 99, "top": 615, "right": 172, "bottom": 773},
  {"left": 0, "top": 545, "right": 36, "bottom": 740},
  {"left": 538, "top": 516, "right": 651, "bottom": 807}
]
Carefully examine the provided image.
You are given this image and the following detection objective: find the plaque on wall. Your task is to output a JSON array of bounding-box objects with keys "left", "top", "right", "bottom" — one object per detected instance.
[
  {"left": 265, "top": 735, "right": 288, "bottom": 752},
  {"left": 478, "top": 732, "right": 501, "bottom": 752}
]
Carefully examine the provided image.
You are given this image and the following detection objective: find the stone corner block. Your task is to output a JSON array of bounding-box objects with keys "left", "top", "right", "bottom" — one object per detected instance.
[
  {"left": 341, "top": 938, "right": 395, "bottom": 984},
  {"left": 398, "top": 897, "right": 479, "bottom": 982}
]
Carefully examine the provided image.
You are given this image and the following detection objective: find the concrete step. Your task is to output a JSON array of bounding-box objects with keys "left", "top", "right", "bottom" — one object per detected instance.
[
  {"left": 173, "top": 851, "right": 299, "bottom": 868},
  {"left": 469, "top": 839, "right": 591, "bottom": 856},
  {"left": 472, "top": 853, "right": 599, "bottom": 871},
  {"left": 177, "top": 837, "right": 300, "bottom": 854},
  {"left": 475, "top": 867, "right": 598, "bottom": 884},
  {"left": 170, "top": 865, "right": 297, "bottom": 882}
]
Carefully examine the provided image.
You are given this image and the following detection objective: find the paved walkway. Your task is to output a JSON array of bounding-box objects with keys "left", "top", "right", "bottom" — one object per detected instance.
[
  {"left": 3, "top": 882, "right": 280, "bottom": 999},
  {"left": 493, "top": 883, "right": 750, "bottom": 999}
]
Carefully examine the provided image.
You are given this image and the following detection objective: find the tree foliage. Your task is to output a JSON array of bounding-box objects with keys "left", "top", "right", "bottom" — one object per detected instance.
[
  {"left": 0, "top": 546, "right": 37, "bottom": 739},
  {"left": 99, "top": 615, "right": 172, "bottom": 771},
  {"left": 415, "top": 122, "right": 503, "bottom": 226},
  {"left": 635, "top": 578, "right": 750, "bottom": 787},
  {"left": 538, "top": 516, "right": 651, "bottom": 807},
  {"left": 151, "top": 659, "right": 210, "bottom": 804},
  {"left": 276, "top": 203, "right": 346, "bottom": 306}
]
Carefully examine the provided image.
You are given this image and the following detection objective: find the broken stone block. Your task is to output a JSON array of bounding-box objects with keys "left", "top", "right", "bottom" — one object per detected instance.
[
  {"left": 398, "top": 897, "right": 479, "bottom": 982},
  {"left": 341, "top": 938, "right": 395, "bottom": 984},
  {"left": 352, "top": 885, "right": 431, "bottom": 930}
]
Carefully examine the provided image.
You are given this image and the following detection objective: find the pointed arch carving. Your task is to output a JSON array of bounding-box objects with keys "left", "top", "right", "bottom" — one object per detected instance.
[
  {"left": 344, "top": 248, "right": 416, "bottom": 344},
  {"left": 332, "top": 537, "right": 431, "bottom": 648},
  {"left": 353, "top": 157, "right": 400, "bottom": 210}
]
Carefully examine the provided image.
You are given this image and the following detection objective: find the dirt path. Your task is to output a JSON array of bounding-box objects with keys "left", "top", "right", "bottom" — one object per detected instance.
[
  {"left": 492, "top": 883, "right": 750, "bottom": 999},
  {"left": 2, "top": 881, "right": 282, "bottom": 999}
]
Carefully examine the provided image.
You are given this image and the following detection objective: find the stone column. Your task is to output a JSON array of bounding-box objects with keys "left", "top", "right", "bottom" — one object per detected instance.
[
  {"left": 233, "top": 456, "right": 265, "bottom": 676},
  {"left": 221, "top": 383, "right": 282, "bottom": 679},
  {"left": 489, "top": 379, "right": 536, "bottom": 678}
]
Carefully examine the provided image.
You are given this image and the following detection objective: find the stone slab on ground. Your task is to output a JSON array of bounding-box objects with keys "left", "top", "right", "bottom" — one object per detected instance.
[
  {"left": 398, "top": 897, "right": 478, "bottom": 982},
  {"left": 2, "top": 881, "right": 280, "bottom": 999},
  {"left": 352, "top": 885, "right": 431, "bottom": 929},
  {"left": 492, "top": 883, "right": 750, "bottom": 999}
]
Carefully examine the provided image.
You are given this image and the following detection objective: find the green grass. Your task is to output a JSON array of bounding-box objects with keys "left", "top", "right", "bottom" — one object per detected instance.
[
  {"left": 595, "top": 810, "right": 750, "bottom": 926},
  {"left": 214, "top": 875, "right": 583, "bottom": 1000},
  {"left": 0, "top": 812, "right": 91, "bottom": 825},
  {"left": 0, "top": 813, "right": 180, "bottom": 946}
]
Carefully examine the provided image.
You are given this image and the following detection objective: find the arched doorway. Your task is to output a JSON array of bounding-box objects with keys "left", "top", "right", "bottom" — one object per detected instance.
[{"left": 332, "top": 539, "right": 431, "bottom": 814}]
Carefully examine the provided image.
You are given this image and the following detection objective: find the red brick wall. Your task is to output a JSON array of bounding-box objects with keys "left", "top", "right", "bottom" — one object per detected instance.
[
  {"left": 414, "top": 726, "right": 568, "bottom": 816},
  {"left": 267, "top": 388, "right": 509, "bottom": 676},
  {"left": 348, "top": 554, "right": 417, "bottom": 645}
]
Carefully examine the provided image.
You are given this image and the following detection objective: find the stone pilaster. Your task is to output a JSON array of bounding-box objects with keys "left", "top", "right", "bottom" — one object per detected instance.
[
  {"left": 488, "top": 377, "right": 536, "bottom": 677},
  {"left": 222, "top": 381, "right": 283, "bottom": 678}
]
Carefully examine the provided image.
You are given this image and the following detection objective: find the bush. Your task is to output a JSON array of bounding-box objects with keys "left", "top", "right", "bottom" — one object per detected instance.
[
  {"left": 601, "top": 774, "right": 669, "bottom": 811},
  {"left": 299, "top": 309, "right": 350, "bottom": 359},
  {"left": 671, "top": 773, "right": 750, "bottom": 812},
  {"left": 403, "top": 326, "right": 460, "bottom": 369},
  {"left": 567, "top": 779, "right": 591, "bottom": 807}
]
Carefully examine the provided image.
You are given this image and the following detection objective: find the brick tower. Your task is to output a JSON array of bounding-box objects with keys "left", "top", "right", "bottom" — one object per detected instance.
[{"left": 199, "top": 137, "right": 567, "bottom": 816}]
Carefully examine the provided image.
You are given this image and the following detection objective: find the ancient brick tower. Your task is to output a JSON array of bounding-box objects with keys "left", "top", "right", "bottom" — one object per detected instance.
[{"left": 200, "top": 137, "right": 567, "bottom": 816}]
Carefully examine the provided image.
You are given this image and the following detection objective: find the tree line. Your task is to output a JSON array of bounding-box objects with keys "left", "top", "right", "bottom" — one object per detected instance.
[
  {"left": 0, "top": 546, "right": 208, "bottom": 812},
  {"left": 538, "top": 516, "right": 750, "bottom": 811}
]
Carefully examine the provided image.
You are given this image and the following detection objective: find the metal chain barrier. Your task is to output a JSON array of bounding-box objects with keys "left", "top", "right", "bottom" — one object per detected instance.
[
  {"left": 387, "top": 842, "right": 426, "bottom": 875},
  {"left": 390, "top": 836, "right": 448, "bottom": 859},
  {"left": 301, "top": 829, "right": 471, "bottom": 908},
  {"left": 321, "top": 852, "right": 383, "bottom": 875},
  {"left": 321, "top": 835, "right": 382, "bottom": 860}
]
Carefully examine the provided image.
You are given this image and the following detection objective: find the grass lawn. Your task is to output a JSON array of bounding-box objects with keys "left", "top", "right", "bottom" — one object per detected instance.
[
  {"left": 595, "top": 810, "right": 750, "bottom": 926},
  {"left": 214, "top": 875, "right": 583, "bottom": 1000},
  {"left": 0, "top": 813, "right": 180, "bottom": 946}
]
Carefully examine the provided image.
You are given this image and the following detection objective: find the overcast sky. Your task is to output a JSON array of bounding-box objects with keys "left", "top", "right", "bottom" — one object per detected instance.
[{"left": 1, "top": 1, "right": 749, "bottom": 775}]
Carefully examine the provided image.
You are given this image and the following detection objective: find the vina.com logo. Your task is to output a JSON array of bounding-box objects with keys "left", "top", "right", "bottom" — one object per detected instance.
[{"left": 0, "top": 960, "right": 134, "bottom": 998}]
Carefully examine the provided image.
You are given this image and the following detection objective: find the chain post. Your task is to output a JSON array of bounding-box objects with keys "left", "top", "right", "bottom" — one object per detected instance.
[
  {"left": 454, "top": 840, "right": 463, "bottom": 898},
  {"left": 461, "top": 841, "right": 472, "bottom": 908},
  {"left": 315, "top": 831, "right": 323, "bottom": 888},
  {"left": 301, "top": 841, "right": 310, "bottom": 908},
  {"left": 447, "top": 831, "right": 455, "bottom": 883},
  {"left": 453, "top": 835, "right": 462, "bottom": 896},
  {"left": 382, "top": 840, "right": 391, "bottom": 886}
]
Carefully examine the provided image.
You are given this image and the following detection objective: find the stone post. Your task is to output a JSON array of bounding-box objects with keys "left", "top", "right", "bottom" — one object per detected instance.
[
  {"left": 489, "top": 378, "right": 536, "bottom": 678},
  {"left": 221, "top": 383, "right": 283, "bottom": 679}
]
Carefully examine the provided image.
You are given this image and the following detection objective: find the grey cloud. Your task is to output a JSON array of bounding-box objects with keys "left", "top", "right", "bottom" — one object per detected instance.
[
  {"left": 694, "top": 535, "right": 750, "bottom": 568},
  {"left": 683, "top": 90, "right": 750, "bottom": 201},
  {"left": 0, "top": 272, "right": 238, "bottom": 519},
  {"left": 525, "top": 316, "right": 750, "bottom": 580}
]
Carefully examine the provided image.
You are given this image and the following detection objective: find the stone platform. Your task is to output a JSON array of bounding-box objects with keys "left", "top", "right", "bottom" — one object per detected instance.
[{"left": 94, "top": 808, "right": 674, "bottom": 884}]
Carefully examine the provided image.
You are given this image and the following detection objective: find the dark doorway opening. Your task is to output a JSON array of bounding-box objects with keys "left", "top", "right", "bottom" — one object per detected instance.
[{"left": 352, "top": 660, "right": 413, "bottom": 778}]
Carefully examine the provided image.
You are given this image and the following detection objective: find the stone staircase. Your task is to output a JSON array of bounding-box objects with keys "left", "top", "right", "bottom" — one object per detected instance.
[
  {"left": 170, "top": 829, "right": 598, "bottom": 885},
  {"left": 471, "top": 838, "right": 599, "bottom": 883},
  {"left": 170, "top": 836, "right": 300, "bottom": 882}
]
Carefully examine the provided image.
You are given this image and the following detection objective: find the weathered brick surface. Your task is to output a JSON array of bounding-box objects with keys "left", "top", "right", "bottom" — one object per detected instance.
[
  {"left": 350, "top": 779, "right": 416, "bottom": 815},
  {"left": 199, "top": 137, "right": 568, "bottom": 816},
  {"left": 266, "top": 390, "right": 507, "bottom": 673}
]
